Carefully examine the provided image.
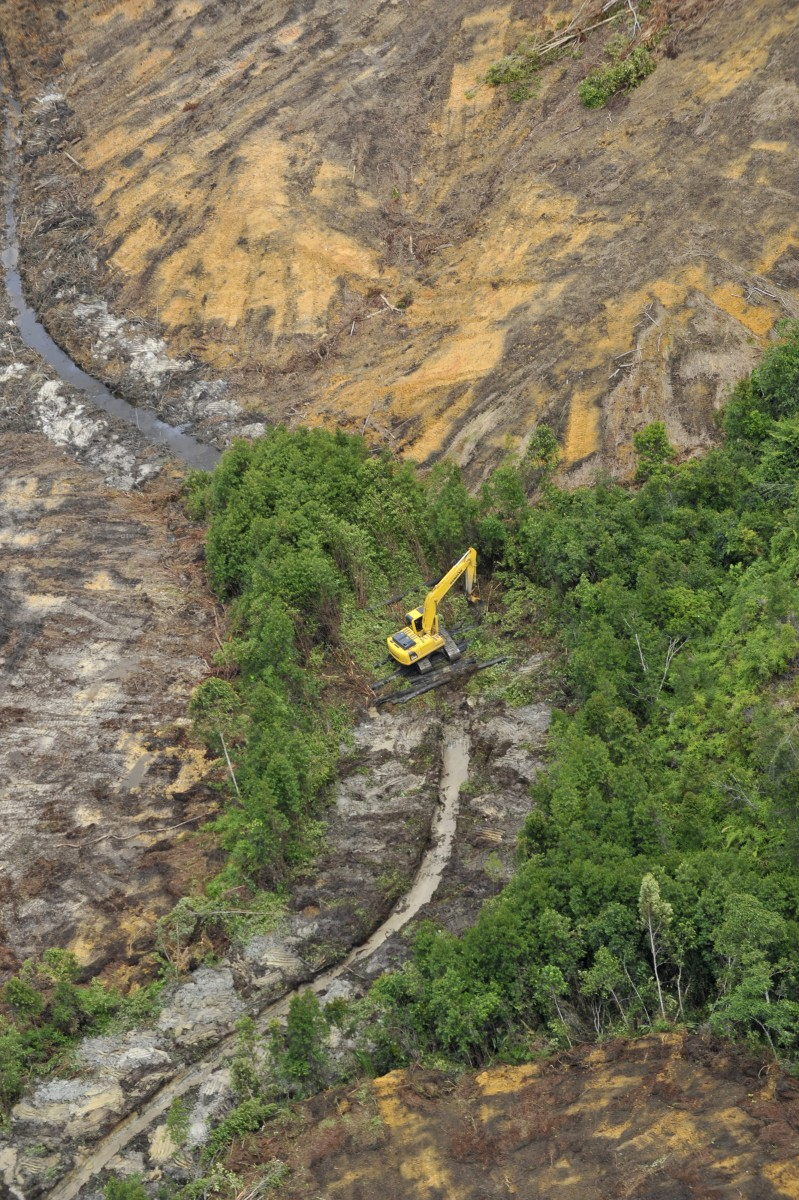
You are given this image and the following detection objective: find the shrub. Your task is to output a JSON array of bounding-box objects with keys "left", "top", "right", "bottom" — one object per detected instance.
[
  {"left": 578, "top": 46, "right": 655, "bottom": 108},
  {"left": 202, "top": 1098, "right": 283, "bottom": 1162},
  {"left": 485, "top": 49, "right": 541, "bottom": 102},
  {"left": 104, "top": 1177, "right": 149, "bottom": 1200}
]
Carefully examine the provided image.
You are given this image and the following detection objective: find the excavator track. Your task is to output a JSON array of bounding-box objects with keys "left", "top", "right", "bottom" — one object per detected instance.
[{"left": 374, "top": 654, "right": 508, "bottom": 705}]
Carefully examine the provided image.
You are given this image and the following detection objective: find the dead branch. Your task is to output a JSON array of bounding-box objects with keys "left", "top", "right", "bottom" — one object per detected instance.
[
  {"left": 63, "top": 150, "right": 85, "bottom": 171},
  {"left": 55, "top": 814, "right": 206, "bottom": 849},
  {"left": 220, "top": 729, "right": 241, "bottom": 799},
  {"left": 655, "top": 636, "right": 687, "bottom": 698}
]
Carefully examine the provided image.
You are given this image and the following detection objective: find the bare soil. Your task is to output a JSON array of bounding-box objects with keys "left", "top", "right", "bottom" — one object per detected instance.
[
  {"left": 2, "top": 0, "right": 798, "bottom": 477},
  {"left": 227, "top": 1033, "right": 799, "bottom": 1200},
  {"left": 0, "top": 435, "right": 222, "bottom": 979}
]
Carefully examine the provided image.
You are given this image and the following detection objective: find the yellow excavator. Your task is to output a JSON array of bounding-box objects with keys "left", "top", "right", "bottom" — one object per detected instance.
[{"left": 387, "top": 548, "right": 480, "bottom": 673}]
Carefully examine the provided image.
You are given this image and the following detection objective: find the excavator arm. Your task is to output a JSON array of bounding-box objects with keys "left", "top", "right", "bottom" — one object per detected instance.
[{"left": 421, "top": 547, "right": 479, "bottom": 633}]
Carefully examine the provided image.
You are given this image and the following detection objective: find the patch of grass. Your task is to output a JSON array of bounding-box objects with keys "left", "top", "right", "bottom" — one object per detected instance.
[
  {"left": 578, "top": 45, "right": 656, "bottom": 108},
  {"left": 202, "top": 1098, "right": 284, "bottom": 1163},
  {"left": 484, "top": 45, "right": 542, "bottom": 102},
  {"left": 104, "top": 1178, "right": 150, "bottom": 1200},
  {"left": 376, "top": 867, "right": 413, "bottom": 904},
  {"left": 166, "top": 1096, "right": 191, "bottom": 1148}
]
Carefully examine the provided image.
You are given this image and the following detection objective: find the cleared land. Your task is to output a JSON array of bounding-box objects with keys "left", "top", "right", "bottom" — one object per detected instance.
[
  {"left": 224, "top": 1033, "right": 799, "bottom": 1199},
  {"left": 1, "top": 0, "right": 797, "bottom": 476},
  {"left": 0, "top": 436, "right": 220, "bottom": 978}
]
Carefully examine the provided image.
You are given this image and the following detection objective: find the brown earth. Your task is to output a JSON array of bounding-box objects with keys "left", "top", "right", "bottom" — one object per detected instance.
[
  {"left": 226, "top": 1034, "right": 799, "bottom": 1199},
  {"left": 0, "top": 435, "right": 222, "bottom": 979},
  {"left": 2, "top": 0, "right": 799, "bottom": 477}
]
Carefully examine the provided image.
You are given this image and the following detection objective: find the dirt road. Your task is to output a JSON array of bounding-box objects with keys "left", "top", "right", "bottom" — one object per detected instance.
[{"left": 41, "top": 728, "right": 470, "bottom": 1200}]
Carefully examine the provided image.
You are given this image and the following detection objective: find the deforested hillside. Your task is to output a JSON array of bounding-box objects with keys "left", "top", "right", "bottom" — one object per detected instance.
[{"left": 1, "top": 0, "right": 798, "bottom": 475}]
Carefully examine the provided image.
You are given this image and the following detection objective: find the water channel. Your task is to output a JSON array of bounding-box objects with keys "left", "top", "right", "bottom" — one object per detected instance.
[{"left": 2, "top": 90, "right": 221, "bottom": 472}]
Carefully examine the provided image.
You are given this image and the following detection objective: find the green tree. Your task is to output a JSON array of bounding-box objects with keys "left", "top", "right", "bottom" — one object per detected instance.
[
  {"left": 104, "top": 1178, "right": 149, "bottom": 1200},
  {"left": 638, "top": 874, "right": 672, "bottom": 1022},
  {"left": 280, "top": 991, "right": 330, "bottom": 1096},
  {"left": 633, "top": 422, "right": 675, "bottom": 481}
]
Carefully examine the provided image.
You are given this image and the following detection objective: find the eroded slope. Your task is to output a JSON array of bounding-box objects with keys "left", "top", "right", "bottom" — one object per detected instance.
[{"left": 2, "top": 0, "right": 798, "bottom": 475}]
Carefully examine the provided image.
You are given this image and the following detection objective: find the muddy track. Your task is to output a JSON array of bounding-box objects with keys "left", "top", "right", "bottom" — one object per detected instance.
[{"left": 47, "top": 728, "right": 470, "bottom": 1200}]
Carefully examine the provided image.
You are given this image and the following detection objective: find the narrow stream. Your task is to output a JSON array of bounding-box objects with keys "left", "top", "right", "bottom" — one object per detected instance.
[
  {"left": 2, "top": 93, "right": 221, "bottom": 472},
  {"left": 48, "top": 728, "right": 470, "bottom": 1200}
]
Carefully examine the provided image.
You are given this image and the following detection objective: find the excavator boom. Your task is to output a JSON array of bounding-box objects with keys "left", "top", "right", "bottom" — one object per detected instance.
[{"left": 421, "top": 547, "right": 478, "bottom": 633}]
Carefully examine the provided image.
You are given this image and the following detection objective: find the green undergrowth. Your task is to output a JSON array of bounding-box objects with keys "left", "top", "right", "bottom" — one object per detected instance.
[
  {"left": 578, "top": 44, "right": 656, "bottom": 108},
  {"left": 480, "top": 0, "right": 661, "bottom": 108},
  {"left": 183, "top": 425, "right": 555, "bottom": 897},
  {"left": 359, "top": 322, "right": 799, "bottom": 1070},
  {"left": 0, "top": 950, "right": 163, "bottom": 1119}
]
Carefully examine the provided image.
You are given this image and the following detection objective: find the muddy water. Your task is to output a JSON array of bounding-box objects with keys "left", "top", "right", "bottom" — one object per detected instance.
[
  {"left": 49, "top": 727, "right": 470, "bottom": 1200},
  {"left": 339, "top": 726, "right": 469, "bottom": 959},
  {"left": 1, "top": 94, "right": 221, "bottom": 472}
]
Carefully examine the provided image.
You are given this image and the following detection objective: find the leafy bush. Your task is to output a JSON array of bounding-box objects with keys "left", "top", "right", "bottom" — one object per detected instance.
[
  {"left": 484, "top": 45, "right": 541, "bottom": 102},
  {"left": 202, "top": 1097, "right": 283, "bottom": 1163},
  {"left": 185, "top": 426, "right": 489, "bottom": 890},
  {"left": 578, "top": 46, "right": 655, "bottom": 108},
  {"left": 104, "top": 1177, "right": 149, "bottom": 1200}
]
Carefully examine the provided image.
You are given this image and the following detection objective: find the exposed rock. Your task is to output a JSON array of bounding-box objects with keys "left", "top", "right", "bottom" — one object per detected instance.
[
  {"left": 12, "top": 1079, "right": 126, "bottom": 1143},
  {"left": 77, "top": 1031, "right": 174, "bottom": 1097},
  {"left": 240, "top": 934, "right": 310, "bottom": 994},
  {"left": 104, "top": 1151, "right": 146, "bottom": 1179},
  {"left": 147, "top": 1124, "right": 180, "bottom": 1167},
  {"left": 157, "top": 968, "right": 246, "bottom": 1047},
  {"left": 184, "top": 1069, "right": 233, "bottom": 1152}
]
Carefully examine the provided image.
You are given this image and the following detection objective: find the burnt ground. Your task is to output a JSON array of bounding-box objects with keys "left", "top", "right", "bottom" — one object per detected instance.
[
  {"left": 226, "top": 1034, "right": 799, "bottom": 1200},
  {"left": 1, "top": 0, "right": 798, "bottom": 478}
]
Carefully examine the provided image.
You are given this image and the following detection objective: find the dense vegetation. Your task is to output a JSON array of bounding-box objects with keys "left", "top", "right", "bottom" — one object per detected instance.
[
  {"left": 364, "top": 324, "right": 799, "bottom": 1066},
  {"left": 183, "top": 426, "right": 514, "bottom": 891},
  {"left": 0, "top": 950, "right": 162, "bottom": 1117},
  {"left": 183, "top": 326, "right": 799, "bottom": 1070}
]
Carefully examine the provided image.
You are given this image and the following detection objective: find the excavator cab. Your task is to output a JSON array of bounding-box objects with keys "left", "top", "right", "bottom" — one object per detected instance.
[
  {"left": 406, "top": 609, "right": 426, "bottom": 635},
  {"left": 387, "top": 549, "right": 479, "bottom": 671}
]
